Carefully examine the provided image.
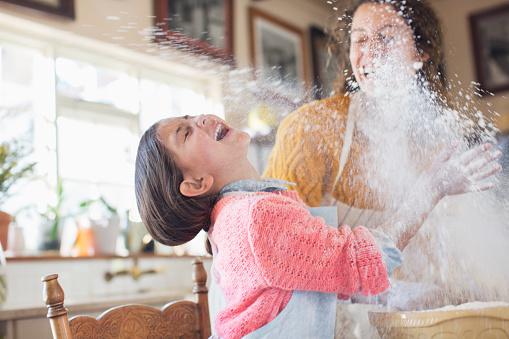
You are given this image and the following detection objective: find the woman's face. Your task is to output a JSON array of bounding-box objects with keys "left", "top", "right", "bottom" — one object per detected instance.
[{"left": 349, "top": 3, "right": 424, "bottom": 95}]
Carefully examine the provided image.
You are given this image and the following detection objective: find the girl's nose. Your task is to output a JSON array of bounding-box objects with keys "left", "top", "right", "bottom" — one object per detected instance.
[
  {"left": 195, "top": 115, "right": 208, "bottom": 128},
  {"left": 368, "top": 37, "right": 388, "bottom": 58},
  {"left": 366, "top": 39, "right": 379, "bottom": 58}
]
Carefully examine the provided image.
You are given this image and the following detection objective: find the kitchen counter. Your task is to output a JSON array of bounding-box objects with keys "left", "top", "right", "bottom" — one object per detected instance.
[
  {"left": 1, "top": 255, "right": 212, "bottom": 339},
  {"left": 6, "top": 252, "right": 208, "bottom": 262}
]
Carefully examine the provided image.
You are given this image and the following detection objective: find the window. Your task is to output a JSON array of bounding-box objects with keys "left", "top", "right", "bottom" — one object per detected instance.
[
  {"left": 56, "top": 57, "right": 140, "bottom": 114},
  {"left": 0, "top": 28, "right": 222, "bottom": 256},
  {"left": 0, "top": 42, "right": 55, "bottom": 250}
]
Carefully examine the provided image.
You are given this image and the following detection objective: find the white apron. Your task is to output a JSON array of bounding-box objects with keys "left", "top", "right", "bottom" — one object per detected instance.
[
  {"left": 325, "top": 106, "right": 386, "bottom": 339},
  {"left": 322, "top": 105, "right": 386, "bottom": 229}
]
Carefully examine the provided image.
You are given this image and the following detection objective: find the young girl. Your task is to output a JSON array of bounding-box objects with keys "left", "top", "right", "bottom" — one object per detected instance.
[{"left": 135, "top": 114, "right": 500, "bottom": 338}]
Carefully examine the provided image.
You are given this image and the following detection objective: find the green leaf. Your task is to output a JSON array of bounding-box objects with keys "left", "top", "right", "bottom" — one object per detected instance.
[{"left": 0, "top": 141, "right": 36, "bottom": 206}]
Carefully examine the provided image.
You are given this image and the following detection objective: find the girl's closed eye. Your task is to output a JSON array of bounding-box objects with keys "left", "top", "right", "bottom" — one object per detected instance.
[
  {"left": 185, "top": 127, "right": 191, "bottom": 141},
  {"left": 377, "top": 26, "right": 402, "bottom": 45},
  {"left": 352, "top": 35, "right": 367, "bottom": 44},
  {"left": 379, "top": 33, "right": 394, "bottom": 44}
]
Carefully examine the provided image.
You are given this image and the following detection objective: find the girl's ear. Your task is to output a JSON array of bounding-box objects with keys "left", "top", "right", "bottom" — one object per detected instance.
[{"left": 179, "top": 175, "right": 214, "bottom": 197}]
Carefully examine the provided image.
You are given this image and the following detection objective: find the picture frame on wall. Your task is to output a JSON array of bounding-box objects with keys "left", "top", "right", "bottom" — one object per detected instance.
[
  {"left": 0, "top": 0, "right": 74, "bottom": 19},
  {"left": 249, "top": 7, "right": 308, "bottom": 90},
  {"left": 470, "top": 3, "right": 509, "bottom": 94},
  {"left": 309, "top": 26, "right": 339, "bottom": 99},
  {"left": 153, "top": 0, "right": 234, "bottom": 63}
]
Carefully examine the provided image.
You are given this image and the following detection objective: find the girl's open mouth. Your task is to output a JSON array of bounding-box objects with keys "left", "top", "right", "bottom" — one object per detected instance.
[{"left": 215, "top": 123, "right": 230, "bottom": 141}]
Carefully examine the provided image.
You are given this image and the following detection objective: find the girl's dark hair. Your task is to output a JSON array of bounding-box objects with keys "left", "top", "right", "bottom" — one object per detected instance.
[
  {"left": 332, "top": 0, "right": 447, "bottom": 99},
  {"left": 135, "top": 122, "right": 216, "bottom": 254}
]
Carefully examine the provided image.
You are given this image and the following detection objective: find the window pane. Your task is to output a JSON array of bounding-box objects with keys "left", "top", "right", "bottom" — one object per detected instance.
[
  {"left": 0, "top": 46, "right": 54, "bottom": 204},
  {"left": 57, "top": 113, "right": 138, "bottom": 214},
  {"left": 140, "top": 78, "right": 218, "bottom": 130},
  {"left": 0, "top": 46, "right": 36, "bottom": 141},
  {"left": 0, "top": 43, "right": 56, "bottom": 251},
  {"left": 57, "top": 114, "right": 138, "bottom": 185},
  {"left": 56, "top": 57, "right": 139, "bottom": 114}
]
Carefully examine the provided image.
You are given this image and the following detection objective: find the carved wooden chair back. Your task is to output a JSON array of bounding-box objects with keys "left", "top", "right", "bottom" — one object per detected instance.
[{"left": 42, "top": 258, "right": 211, "bottom": 339}]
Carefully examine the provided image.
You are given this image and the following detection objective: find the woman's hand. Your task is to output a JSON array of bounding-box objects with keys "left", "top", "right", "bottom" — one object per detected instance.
[
  {"left": 379, "top": 142, "right": 502, "bottom": 252},
  {"left": 426, "top": 142, "right": 502, "bottom": 201}
]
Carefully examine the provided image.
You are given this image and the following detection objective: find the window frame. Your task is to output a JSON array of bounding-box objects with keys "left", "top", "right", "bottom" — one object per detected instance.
[{"left": 0, "top": 14, "right": 223, "bottom": 256}]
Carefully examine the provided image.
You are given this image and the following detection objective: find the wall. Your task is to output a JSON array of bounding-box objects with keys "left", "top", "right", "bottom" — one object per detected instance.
[
  {"left": 234, "top": 0, "right": 330, "bottom": 76},
  {"left": 0, "top": 0, "right": 152, "bottom": 49},
  {"left": 430, "top": 0, "right": 509, "bottom": 131},
  {"left": 0, "top": 0, "right": 330, "bottom": 81},
  {"left": 0, "top": 0, "right": 331, "bottom": 131},
  {"left": 0, "top": 0, "right": 505, "bottom": 129},
  {"left": 235, "top": 0, "right": 509, "bottom": 131}
]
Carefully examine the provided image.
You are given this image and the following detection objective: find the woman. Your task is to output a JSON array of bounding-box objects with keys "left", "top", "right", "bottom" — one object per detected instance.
[
  {"left": 264, "top": 0, "right": 496, "bottom": 336},
  {"left": 265, "top": 0, "right": 455, "bottom": 270},
  {"left": 265, "top": 0, "right": 446, "bottom": 222}
]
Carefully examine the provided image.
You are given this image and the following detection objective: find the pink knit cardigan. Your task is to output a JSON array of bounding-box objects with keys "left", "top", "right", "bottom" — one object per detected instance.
[{"left": 209, "top": 190, "right": 389, "bottom": 339}]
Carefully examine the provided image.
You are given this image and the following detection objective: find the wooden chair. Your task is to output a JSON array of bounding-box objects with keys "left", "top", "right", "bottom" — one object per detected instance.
[{"left": 41, "top": 258, "right": 211, "bottom": 339}]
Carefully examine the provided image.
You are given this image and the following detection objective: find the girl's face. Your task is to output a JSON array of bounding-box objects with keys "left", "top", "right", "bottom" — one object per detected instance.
[
  {"left": 157, "top": 114, "right": 251, "bottom": 191},
  {"left": 349, "top": 3, "right": 424, "bottom": 95}
]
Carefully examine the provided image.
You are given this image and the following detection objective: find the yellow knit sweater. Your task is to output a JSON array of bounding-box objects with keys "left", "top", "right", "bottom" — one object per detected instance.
[
  {"left": 265, "top": 95, "right": 461, "bottom": 289},
  {"left": 264, "top": 94, "right": 384, "bottom": 210}
]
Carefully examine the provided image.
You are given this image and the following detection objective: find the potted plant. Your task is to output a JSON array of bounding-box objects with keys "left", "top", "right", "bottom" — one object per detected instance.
[
  {"left": 39, "top": 179, "right": 64, "bottom": 251},
  {"left": 78, "top": 196, "right": 120, "bottom": 254},
  {"left": 0, "top": 141, "right": 35, "bottom": 250}
]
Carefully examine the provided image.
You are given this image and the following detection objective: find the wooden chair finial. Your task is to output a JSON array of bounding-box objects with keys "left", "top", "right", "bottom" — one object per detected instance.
[
  {"left": 192, "top": 258, "right": 211, "bottom": 339},
  {"left": 42, "top": 274, "right": 67, "bottom": 318},
  {"left": 42, "top": 274, "right": 72, "bottom": 339},
  {"left": 192, "top": 258, "right": 207, "bottom": 294}
]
